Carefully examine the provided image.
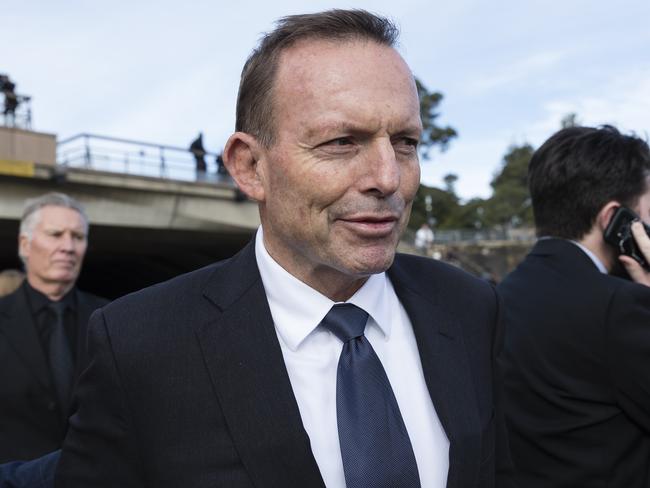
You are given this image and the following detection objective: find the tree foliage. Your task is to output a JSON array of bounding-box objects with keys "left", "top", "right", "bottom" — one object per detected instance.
[
  {"left": 443, "top": 173, "right": 458, "bottom": 195},
  {"left": 409, "top": 143, "right": 534, "bottom": 230},
  {"left": 415, "top": 78, "right": 458, "bottom": 160},
  {"left": 410, "top": 184, "right": 459, "bottom": 230},
  {"left": 561, "top": 112, "right": 580, "bottom": 128},
  {"left": 407, "top": 93, "right": 574, "bottom": 233},
  {"left": 482, "top": 143, "right": 534, "bottom": 227}
]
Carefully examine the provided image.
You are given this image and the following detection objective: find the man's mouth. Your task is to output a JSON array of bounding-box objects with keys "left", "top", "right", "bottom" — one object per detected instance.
[{"left": 337, "top": 213, "right": 401, "bottom": 237}]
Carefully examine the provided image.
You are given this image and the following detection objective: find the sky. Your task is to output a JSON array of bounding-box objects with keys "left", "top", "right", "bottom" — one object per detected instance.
[{"left": 2, "top": 0, "right": 649, "bottom": 200}]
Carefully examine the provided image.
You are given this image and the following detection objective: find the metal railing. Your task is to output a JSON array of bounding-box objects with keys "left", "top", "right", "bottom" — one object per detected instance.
[
  {"left": 403, "top": 226, "right": 535, "bottom": 247},
  {"left": 57, "top": 133, "right": 233, "bottom": 184},
  {"left": 2, "top": 95, "right": 32, "bottom": 129},
  {"left": 432, "top": 227, "right": 535, "bottom": 244}
]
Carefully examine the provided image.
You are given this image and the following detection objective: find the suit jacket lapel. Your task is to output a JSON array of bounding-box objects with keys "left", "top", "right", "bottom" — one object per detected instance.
[
  {"left": 194, "top": 242, "right": 325, "bottom": 488},
  {"left": 0, "top": 286, "right": 52, "bottom": 391},
  {"left": 389, "top": 258, "right": 481, "bottom": 488}
]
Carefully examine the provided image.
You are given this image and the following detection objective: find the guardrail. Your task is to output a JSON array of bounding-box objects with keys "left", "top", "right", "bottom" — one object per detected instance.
[
  {"left": 57, "top": 133, "right": 233, "bottom": 184},
  {"left": 432, "top": 227, "right": 535, "bottom": 244}
]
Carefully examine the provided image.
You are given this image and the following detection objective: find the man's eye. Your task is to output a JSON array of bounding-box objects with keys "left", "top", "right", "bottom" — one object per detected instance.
[
  {"left": 401, "top": 138, "right": 419, "bottom": 147},
  {"left": 326, "top": 137, "right": 353, "bottom": 146},
  {"left": 393, "top": 137, "right": 419, "bottom": 152}
]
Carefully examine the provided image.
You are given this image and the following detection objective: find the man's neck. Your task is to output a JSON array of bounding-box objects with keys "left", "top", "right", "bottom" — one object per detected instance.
[{"left": 26, "top": 277, "right": 75, "bottom": 302}]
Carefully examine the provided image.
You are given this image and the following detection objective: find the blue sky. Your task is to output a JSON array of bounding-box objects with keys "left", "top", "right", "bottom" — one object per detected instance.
[{"left": 2, "top": 0, "right": 649, "bottom": 200}]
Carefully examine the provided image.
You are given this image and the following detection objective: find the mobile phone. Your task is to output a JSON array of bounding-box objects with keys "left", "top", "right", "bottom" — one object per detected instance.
[{"left": 603, "top": 206, "right": 650, "bottom": 270}]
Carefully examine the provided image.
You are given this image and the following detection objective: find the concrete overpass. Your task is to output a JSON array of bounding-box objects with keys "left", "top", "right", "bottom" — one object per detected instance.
[{"left": 1, "top": 128, "right": 259, "bottom": 299}]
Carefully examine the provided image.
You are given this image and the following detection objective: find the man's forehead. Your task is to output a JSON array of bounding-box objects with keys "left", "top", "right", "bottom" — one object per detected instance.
[
  {"left": 274, "top": 39, "right": 417, "bottom": 104},
  {"left": 275, "top": 45, "right": 416, "bottom": 121},
  {"left": 37, "top": 206, "right": 86, "bottom": 228},
  {"left": 278, "top": 37, "right": 403, "bottom": 70}
]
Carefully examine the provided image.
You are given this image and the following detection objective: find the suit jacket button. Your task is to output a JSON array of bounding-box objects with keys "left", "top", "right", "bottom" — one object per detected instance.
[{"left": 47, "top": 401, "right": 57, "bottom": 411}]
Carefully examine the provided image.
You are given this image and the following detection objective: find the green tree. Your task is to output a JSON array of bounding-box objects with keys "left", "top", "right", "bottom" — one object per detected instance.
[
  {"left": 407, "top": 79, "right": 459, "bottom": 230},
  {"left": 561, "top": 112, "right": 580, "bottom": 128},
  {"left": 445, "top": 198, "right": 489, "bottom": 229},
  {"left": 483, "top": 143, "right": 534, "bottom": 227},
  {"left": 409, "top": 184, "right": 460, "bottom": 230},
  {"left": 443, "top": 173, "right": 459, "bottom": 195},
  {"left": 415, "top": 78, "right": 458, "bottom": 160}
]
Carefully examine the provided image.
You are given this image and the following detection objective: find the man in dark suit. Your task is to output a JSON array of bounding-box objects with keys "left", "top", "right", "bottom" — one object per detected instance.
[
  {"left": 498, "top": 125, "right": 650, "bottom": 487},
  {"left": 56, "top": 10, "right": 513, "bottom": 488},
  {"left": 0, "top": 192, "right": 107, "bottom": 464}
]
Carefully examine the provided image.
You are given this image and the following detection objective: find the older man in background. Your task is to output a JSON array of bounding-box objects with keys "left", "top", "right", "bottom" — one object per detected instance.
[{"left": 0, "top": 192, "right": 107, "bottom": 464}]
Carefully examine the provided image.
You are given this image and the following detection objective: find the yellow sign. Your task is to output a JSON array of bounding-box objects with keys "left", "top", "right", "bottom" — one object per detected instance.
[{"left": 0, "top": 159, "right": 35, "bottom": 177}]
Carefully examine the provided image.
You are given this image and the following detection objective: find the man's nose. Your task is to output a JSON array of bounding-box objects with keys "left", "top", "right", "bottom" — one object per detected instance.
[
  {"left": 59, "top": 233, "right": 75, "bottom": 251},
  {"left": 362, "top": 139, "right": 400, "bottom": 197}
]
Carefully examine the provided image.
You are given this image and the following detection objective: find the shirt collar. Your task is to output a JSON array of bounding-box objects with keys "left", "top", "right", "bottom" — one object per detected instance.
[
  {"left": 23, "top": 280, "right": 76, "bottom": 314},
  {"left": 255, "top": 226, "right": 392, "bottom": 351}
]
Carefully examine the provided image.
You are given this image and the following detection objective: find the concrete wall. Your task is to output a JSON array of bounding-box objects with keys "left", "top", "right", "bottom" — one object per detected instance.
[{"left": 0, "top": 127, "right": 56, "bottom": 165}]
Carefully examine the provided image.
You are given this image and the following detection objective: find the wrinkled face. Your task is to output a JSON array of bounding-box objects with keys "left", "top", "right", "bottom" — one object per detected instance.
[
  {"left": 257, "top": 39, "right": 422, "bottom": 295},
  {"left": 19, "top": 206, "right": 88, "bottom": 291}
]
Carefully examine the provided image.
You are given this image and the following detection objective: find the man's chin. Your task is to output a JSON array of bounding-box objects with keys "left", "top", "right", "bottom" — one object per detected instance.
[
  {"left": 344, "top": 248, "right": 397, "bottom": 276},
  {"left": 46, "top": 274, "right": 78, "bottom": 286}
]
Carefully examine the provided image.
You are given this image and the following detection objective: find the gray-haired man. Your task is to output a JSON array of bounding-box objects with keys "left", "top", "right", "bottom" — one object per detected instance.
[{"left": 0, "top": 192, "right": 107, "bottom": 463}]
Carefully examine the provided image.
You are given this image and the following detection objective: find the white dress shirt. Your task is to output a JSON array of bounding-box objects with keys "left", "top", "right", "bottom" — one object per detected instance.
[{"left": 255, "top": 228, "right": 449, "bottom": 488}]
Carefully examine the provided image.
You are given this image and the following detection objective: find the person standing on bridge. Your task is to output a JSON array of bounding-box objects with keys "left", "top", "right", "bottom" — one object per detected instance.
[
  {"left": 55, "top": 10, "right": 514, "bottom": 487},
  {"left": 189, "top": 132, "right": 208, "bottom": 175},
  {"left": 0, "top": 192, "right": 107, "bottom": 465}
]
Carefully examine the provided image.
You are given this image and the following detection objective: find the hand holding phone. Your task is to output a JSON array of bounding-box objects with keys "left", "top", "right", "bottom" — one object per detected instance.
[
  {"left": 604, "top": 207, "right": 650, "bottom": 286},
  {"left": 603, "top": 206, "right": 650, "bottom": 270}
]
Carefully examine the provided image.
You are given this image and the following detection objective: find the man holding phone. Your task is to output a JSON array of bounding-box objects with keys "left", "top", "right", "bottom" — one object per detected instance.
[{"left": 498, "top": 125, "right": 650, "bottom": 487}]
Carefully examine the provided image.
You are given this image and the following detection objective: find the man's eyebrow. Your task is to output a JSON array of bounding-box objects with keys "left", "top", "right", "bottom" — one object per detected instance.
[
  {"left": 304, "top": 122, "right": 366, "bottom": 139},
  {"left": 305, "top": 121, "right": 422, "bottom": 140},
  {"left": 393, "top": 124, "right": 423, "bottom": 136},
  {"left": 43, "top": 225, "right": 86, "bottom": 232}
]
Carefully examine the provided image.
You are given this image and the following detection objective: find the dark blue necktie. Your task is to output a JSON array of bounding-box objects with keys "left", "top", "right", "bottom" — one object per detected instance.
[
  {"left": 321, "top": 303, "right": 421, "bottom": 488},
  {"left": 47, "top": 301, "right": 74, "bottom": 418}
]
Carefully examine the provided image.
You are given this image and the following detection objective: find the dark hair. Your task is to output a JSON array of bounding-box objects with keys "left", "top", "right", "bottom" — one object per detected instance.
[
  {"left": 235, "top": 9, "right": 399, "bottom": 147},
  {"left": 529, "top": 125, "right": 650, "bottom": 239}
]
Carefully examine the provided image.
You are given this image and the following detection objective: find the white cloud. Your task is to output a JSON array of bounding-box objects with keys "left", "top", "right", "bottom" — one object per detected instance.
[
  {"left": 466, "top": 49, "right": 568, "bottom": 95},
  {"left": 525, "top": 66, "right": 650, "bottom": 145}
]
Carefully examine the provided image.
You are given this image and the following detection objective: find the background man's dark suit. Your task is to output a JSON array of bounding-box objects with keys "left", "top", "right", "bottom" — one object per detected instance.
[
  {"left": 0, "top": 284, "right": 107, "bottom": 463},
  {"left": 498, "top": 238, "right": 650, "bottom": 487},
  {"left": 56, "top": 241, "right": 512, "bottom": 488}
]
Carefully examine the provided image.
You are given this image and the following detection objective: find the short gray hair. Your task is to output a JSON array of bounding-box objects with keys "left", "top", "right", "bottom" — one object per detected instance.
[{"left": 19, "top": 192, "right": 89, "bottom": 241}]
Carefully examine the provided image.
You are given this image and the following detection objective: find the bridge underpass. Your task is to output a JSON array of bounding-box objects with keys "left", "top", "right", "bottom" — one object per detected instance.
[{"left": 0, "top": 157, "right": 259, "bottom": 300}]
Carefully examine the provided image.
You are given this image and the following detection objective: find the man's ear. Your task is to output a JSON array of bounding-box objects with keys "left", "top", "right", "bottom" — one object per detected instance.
[
  {"left": 18, "top": 234, "right": 29, "bottom": 263},
  {"left": 223, "top": 132, "right": 267, "bottom": 202},
  {"left": 596, "top": 200, "right": 621, "bottom": 231}
]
